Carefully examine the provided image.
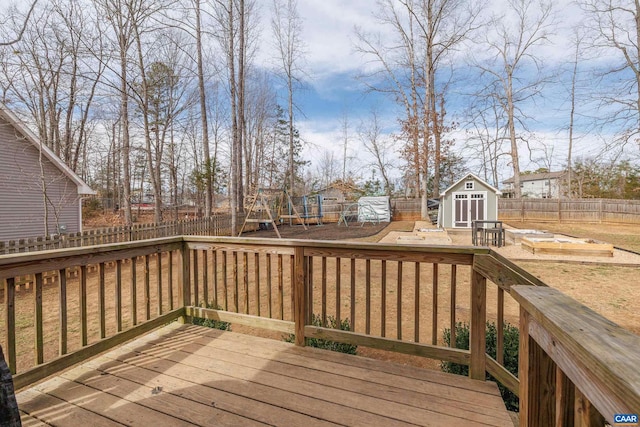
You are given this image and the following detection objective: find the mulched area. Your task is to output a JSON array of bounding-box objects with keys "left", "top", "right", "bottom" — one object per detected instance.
[{"left": 239, "top": 221, "right": 389, "bottom": 240}]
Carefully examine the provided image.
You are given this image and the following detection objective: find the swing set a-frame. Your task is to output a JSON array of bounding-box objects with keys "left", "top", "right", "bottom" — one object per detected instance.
[{"left": 238, "top": 188, "right": 308, "bottom": 238}]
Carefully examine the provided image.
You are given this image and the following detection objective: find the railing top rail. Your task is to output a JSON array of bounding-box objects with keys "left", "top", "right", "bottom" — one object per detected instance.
[
  {"left": 474, "top": 250, "right": 548, "bottom": 290},
  {"left": 0, "top": 237, "right": 184, "bottom": 279},
  {"left": 512, "top": 285, "right": 640, "bottom": 417},
  {"left": 185, "top": 235, "right": 490, "bottom": 255}
]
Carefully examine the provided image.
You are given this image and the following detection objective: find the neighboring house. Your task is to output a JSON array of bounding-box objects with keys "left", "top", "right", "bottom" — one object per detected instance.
[
  {"left": 502, "top": 171, "right": 566, "bottom": 198},
  {"left": 0, "top": 105, "right": 95, "bottom": 241},
  {"left": 439, "top": 173, "right": 502, "bottom": 228}
]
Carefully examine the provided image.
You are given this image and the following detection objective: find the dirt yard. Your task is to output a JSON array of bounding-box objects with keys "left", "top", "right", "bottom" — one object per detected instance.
[{"left": 239, "top": 221, "right": 391, "bottom": 240}]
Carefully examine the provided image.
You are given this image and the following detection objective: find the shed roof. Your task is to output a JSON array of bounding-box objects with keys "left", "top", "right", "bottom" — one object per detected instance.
[
  {"left": 0, "top": 104, "right": 95, "bottom": 195},
  {"left": 439, "top": 173, "right": 502, "bottom": 197}
]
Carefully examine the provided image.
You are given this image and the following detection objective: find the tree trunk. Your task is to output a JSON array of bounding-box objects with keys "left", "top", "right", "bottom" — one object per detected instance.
[
  {"left": 119, "top": 37, "right": 133, "bottom": 225},
  {"left": 195, "top": 0, "right": 212, "bottom": 217},
  {"left": 507, "top": 71, "right": 521, "bottom": 198}
]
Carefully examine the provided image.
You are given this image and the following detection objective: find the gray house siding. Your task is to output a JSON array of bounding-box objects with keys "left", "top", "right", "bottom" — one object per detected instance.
[
  {"left": 0, "top": 117, "right": 81, "bottom": 240},
  {"left": 440, "top": 174, "right": 501, "bottom": 229}
]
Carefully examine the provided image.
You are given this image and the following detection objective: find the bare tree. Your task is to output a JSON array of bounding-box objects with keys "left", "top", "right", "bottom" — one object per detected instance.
[
  {"left": 271, "top": 0, "right": 305, "bottom": 195},
  {"left": 129, "top": 1, "right": 176, "bottom": 222},
  {"left": 193, "top": 0, "right": 213, "bottom": 216},
  {"left": 565, "top": 27, "right": 587, "bottom": 198},
  {"left": 463, "top": 93, "right": 509, "bottom": 187},
  {"left": 473, "top": 0, "right": 555, "bottom": 198},
  {"left": 214, "top": 0, "right": 254, "bottom": 231},
  {"left": 400, "top": 0, "right": 484, "bottom": 202},
  {"left": 355, "top": 1, "right": 422, "bottom": 203},
  {"left": 314, "top": 150, "right": 341, "bottom": 191},
  {"left": 579, "top": 0, "right": 640, "bottom": 153},
  {"left": 0, "top": 0, "right": 39, "bottom": 46},
  {"left": 358, "top": 108, "right": 396, "bottom": 197},
  {"left": 93, "top": 0, "right": 141, "bottom": 225},
  {"left": 339, "top": 111, "right": 352, "bottom": 182}
]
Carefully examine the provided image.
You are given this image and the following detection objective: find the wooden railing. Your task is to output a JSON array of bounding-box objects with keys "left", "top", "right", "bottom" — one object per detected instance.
[{"left": 1, "top": 236, "right": 638, "bottom": 425}]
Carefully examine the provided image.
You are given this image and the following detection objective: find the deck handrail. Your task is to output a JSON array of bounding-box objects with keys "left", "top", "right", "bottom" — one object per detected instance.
[
  {"left": 1, "top": 236, "right": 638, "bottom": 425},
  {"left": 513, "top": 285, "right": 640, "bottom": 425}
]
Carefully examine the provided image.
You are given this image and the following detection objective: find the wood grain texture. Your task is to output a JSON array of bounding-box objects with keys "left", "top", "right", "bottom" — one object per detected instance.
[
  {"left": 473, "top": 253, "right": 547, "bottom": 291},
  {"left": 15, "top": 322, "right": 517, "bottom": 426},
  {"left": 513, "top": 285, "right": 640, "bottom": 422},
  {"left": 469, "top": 269, "right": 486, "bottom": 380},
  {"left": 293, "top": 247, "right": 305, "bottom": 346},
  {"left": 13, "top": 308, "right": 185, "bottom": 390},
  {"left": 305, "top": 326, "right": 471, "bottom": 366}
]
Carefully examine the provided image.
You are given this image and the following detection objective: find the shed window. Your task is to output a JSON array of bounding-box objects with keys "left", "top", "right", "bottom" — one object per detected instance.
[{"left": 465, "top": 181, "right": 474, "bottom": 190}]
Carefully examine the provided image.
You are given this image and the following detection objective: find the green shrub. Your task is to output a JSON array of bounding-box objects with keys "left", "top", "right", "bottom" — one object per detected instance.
[
  {"left": 442, "top": 321, "right": 519, "bottom": 412},
  {"left": 191, "top": 303, "right": 231, "bottom": 331},
  {"left": 285, "top": 314, "right": 357, "bottom": 355}
]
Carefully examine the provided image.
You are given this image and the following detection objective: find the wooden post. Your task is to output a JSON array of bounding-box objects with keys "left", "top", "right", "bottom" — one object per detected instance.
[
  {"left": 293, "top": 246, "right": 306, "bottom": 346},
  {"left": 469, "top": 268, "right": 486, "bottom": 380},
  {"left": 4, "top": 278, "right": 15, "bottom": 374},
  {"left": 35, "top": 272, "right": 43, "bottom": 365},
  {"left": 558, "top": 198, "right": 562, "bottom": 223},
  {"left": 519, "top": 308, "right": 556, "bottom": 426},
  {"left": 59, "top": 270, "right": 67, "bottom": 356},
  {"left": 519, "top": 308, "right": 531, "bottom": 425},
  {"left": 178, "top": 242, "right": 191, "bottom": 323},
  {"left": 80, "top": 265, "right": 88, "bottom": 347},
  {"left": 598, "top": 199, "right": 603, "bottom": 224}
]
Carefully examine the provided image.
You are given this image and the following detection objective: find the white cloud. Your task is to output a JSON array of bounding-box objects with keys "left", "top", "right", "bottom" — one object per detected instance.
[{"left": 297, "top": 1, "right": 381, "bottom": 76}]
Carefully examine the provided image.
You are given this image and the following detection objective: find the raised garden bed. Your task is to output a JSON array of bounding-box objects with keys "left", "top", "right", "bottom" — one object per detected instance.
[
  {"left": 505, "top": 229, "right": 555, "bottom": 245},
  {"left": 521, "top": 236, "right": 614, "bottom": 257}
]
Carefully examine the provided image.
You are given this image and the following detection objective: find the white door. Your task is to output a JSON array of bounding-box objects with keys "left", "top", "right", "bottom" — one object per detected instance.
[{"left": 453, "top": 192, "right": 486, "bottom": 227}]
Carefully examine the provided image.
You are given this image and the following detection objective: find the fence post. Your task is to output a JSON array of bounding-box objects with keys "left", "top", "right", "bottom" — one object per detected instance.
[
  {"left": 469, "top": 267, "right": 486, "bottom": 380},
  {"left": 293, "top": 246, "right": 306, "bottom": 346},
  {"left": 558, "top": 198, "right": 562, "bottom": 222},
  {"left": 599, "top": 199, "right": 603, "bottom": 224}
]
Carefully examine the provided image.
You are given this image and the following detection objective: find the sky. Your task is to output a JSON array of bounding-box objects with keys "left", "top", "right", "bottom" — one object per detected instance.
[{"left": 262, "top": 0, "right": 628, "bottom": 188}]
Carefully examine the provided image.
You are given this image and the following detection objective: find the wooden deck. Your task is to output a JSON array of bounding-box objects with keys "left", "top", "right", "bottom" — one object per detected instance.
[{"left": 16, "top": 323, "right": 513, "bottom": 427}]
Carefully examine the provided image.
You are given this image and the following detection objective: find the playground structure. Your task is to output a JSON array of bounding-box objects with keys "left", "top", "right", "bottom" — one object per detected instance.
[
  {"left": 238, "top": 189, "right": 324, "bottom": 238},
  {"left": 291, "top": 194, "right": 324, "bottom": 226}
]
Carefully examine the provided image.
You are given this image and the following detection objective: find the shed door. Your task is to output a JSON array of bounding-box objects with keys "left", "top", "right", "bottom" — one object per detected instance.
[{"left": 453, "top": 192, "right": 486, "bottom": 227}]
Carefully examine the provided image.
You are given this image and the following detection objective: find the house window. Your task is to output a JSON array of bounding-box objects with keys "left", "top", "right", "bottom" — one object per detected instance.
[{"left": 465, "top": 181, "right": 474, "bottom": 190}]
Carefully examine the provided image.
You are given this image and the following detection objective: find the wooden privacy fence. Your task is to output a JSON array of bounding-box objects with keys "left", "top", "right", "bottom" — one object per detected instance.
[
  {"left": 0, "top": 214, "right": 245, "bottom": 254},
  {"left": 499, "top": 198, "right": 640, "bottom": 224},
  {"left": 1, "top": 236, "right": 638, "bottom": 425}
]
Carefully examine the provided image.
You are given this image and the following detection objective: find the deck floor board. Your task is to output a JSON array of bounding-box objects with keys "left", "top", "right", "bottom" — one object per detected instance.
[{"left": 17, "top": 323, "right": 513, "bottom": 427}]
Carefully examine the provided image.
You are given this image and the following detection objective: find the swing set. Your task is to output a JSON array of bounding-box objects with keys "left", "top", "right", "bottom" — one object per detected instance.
[{"left": 238, "top": 188, "right": 324, "bottom": 238}]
